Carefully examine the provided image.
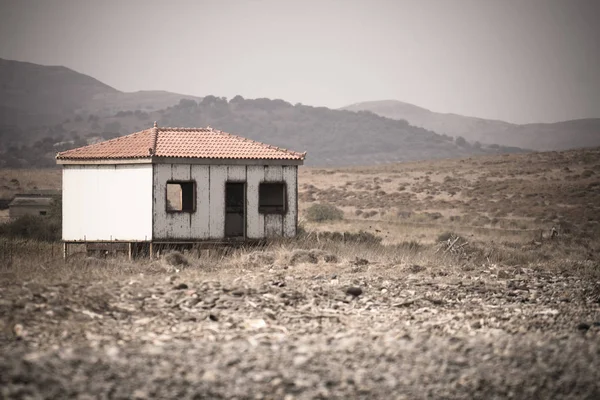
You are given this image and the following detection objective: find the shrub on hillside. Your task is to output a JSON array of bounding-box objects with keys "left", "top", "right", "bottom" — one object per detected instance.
[
  {"left": 163, "top": 251, "right": 189, "bottom": 267},
  {"left": 437, "top": 231, "right": 468, "bottom": 246},
  {"left": 314, "top": 230, "right": 382, "bottom": 245},
  {"left": 305, "top": 203, "right": 344, "bottom": 222},
  {"left": 0, "top": 215, "right": 60, "bottom": 242},
  {"left": 437, "top": 231, "right": 458, "bottom": 242},
  {"left": 0, "top": 197, "right": 61, "bottom": 242},
  {"left": 455, "top": 136, "right": 467, "bottom": 147},
  {"left": 581, "top": 169, "right": 594, "bottom": 178},
  {"left": 397, "top": 240, "right": 423, "bottom": 252}
]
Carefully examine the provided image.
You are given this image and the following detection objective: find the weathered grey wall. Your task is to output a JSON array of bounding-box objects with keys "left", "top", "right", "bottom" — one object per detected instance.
[{"left": 153, "top": 164, "right": 298, "bottom": 240}]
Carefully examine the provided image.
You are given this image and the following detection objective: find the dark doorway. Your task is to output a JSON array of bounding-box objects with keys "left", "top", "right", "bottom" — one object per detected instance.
[{"left": 225, "top": 182, "right": 245, "bottom": 238}]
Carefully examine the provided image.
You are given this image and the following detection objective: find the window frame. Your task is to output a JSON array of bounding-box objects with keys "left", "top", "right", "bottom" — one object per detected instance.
[
  {"left": 165, "top": 180, "right": 197, "bottom": 213},
  {"left": 258, "top": 181, "right": 287, "bottom": 215}
]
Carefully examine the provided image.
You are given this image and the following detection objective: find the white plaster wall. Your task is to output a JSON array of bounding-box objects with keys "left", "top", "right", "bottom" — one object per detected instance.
[
  {"left": 153, "top": 163, "right": 298, "bottom": 240},
  {"left": 62, "top": 164, "right": 153, "bottom": 241}
]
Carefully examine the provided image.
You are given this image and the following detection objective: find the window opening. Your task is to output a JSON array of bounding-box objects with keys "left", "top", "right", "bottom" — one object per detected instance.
[
  {"left": 259, "top": 182, "right": 286, "bottom": 214},
  {"left": 166, "top": 181, "right": 195, "bottom": 212}
]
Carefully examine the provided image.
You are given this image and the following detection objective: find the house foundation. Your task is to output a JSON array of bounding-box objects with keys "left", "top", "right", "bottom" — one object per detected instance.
[{"left": 62, "top": 239, "right": 267, "bottom": 260}]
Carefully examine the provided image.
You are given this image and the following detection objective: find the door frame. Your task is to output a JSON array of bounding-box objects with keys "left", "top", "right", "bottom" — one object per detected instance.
[{"left": 224, "top": 181, "right": 246, "bottom": 239}]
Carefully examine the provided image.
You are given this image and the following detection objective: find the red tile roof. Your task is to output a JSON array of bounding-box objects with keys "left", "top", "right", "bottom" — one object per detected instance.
[{"left": 56, "top": 124, "right": 306, "bottom": 161}]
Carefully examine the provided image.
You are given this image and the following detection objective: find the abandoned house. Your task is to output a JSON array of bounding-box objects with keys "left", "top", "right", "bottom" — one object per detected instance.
[
  {"left": 8, "top": 190, "right": 60, "bottom": 219},
  {"left": 55, "top": 123, "right": 306, "bottom": 257}
]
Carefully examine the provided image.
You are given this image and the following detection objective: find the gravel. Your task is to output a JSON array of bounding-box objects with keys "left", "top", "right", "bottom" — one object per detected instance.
[{"left": 1, "top": 258, "right": 599, "bottom": 399}]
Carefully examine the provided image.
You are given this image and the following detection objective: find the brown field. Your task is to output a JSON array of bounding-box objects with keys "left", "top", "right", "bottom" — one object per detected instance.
[
  {"left": 0, "top": 168, "right": 61, "bottom": 200},
  {"left": 1, "top": 148, "right": 600, "bottom": 399},
  {"left": 300, "top": 147, "right": 600, "bottom": 243}
]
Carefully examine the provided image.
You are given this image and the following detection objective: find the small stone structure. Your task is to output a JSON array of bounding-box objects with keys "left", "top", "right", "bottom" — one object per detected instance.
[{"left": 8, "top": 190, "right": 59, "bottom": 219}]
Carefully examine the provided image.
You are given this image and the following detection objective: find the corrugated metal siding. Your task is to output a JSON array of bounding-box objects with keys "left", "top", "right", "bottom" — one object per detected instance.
[
  {"left": 62, "top": 164, "right": 153, "bottom": 241},
  {"left": 152, "top": 163, "right": 298, "bottom": 240},
  {"left": 227, "top": 165, "right": 246, "bottom": 181},
  {"left": 264, "top": 166, "right": 284, "bottom": 238},
  {"left": 246, "top": 166, "right": 265, "bottom": 239},
  {"left": 208, "top": 165, "right": 227, "bottom": 239},
  {"left": 191, "top": 165, "right": 210, "bottom": 239},
  {"left": 168, "top": 164, "right": 191, "bottom": 238},
  {"left": 265, "top": 214, "right": 283, "bottom": 237},
  {"left": 283, "top": 166, "right": 298, "bottom": 238}
]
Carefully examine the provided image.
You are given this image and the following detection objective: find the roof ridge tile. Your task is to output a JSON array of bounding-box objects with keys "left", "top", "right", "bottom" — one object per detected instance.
[{"left": 57, "top": 125, "right": 306, "bottom": 161}]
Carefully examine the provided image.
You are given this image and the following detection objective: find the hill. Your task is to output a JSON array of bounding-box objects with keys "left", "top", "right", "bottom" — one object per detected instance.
[
  {"left": 0, "top": 59, "right": 526, "bottom": 167},
  {"left": 342, "top": 100, "right": 600, "bottom": 151},
  {"left": 300, "top": 146, "right": 600, "bottom": 240},
  {"left": 0, "top": 58, "right": 117, "bottom": 128},
  {"left": 0, "top": 58, "right": 201, "bottom": 128},
  {"left": 1, "top": 95, "right": 527, "bottom": 167}
]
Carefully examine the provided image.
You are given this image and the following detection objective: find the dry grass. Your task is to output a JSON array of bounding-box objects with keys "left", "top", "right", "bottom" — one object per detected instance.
[
  {"left": 299, "top": 147, "right": 600, "bottom": 243},
  {"left": 3, "top": 236, "right": 599, "bottom": 399},
  {"left": 2, "top": 150, "right": 600, "bottom": 399},
  {"left": 2, "top": 230, "right": 599, "bottom": 286},
  {"left": 0, "top": 147, "right": 599, "bottom": 281}
]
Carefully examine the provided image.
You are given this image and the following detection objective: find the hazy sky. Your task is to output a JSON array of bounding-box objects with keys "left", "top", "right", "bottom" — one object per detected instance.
[{"left": 0, "top": 0, "right": 598, "bottom": 124}]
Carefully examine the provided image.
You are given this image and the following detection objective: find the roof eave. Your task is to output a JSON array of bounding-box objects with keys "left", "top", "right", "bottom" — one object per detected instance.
[
  {"left": 56, "top": 157, "right": 153, "bottom": 165},
  {"left": 56, "top": 156, "right": 304, "bottom": 166},
  {"left": 152, "top": 156, "right": 304, "bottom": 166}
]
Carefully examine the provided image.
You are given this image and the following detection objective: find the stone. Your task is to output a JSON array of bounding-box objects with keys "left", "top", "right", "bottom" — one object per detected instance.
[
  {"left": 345, "top": 287, "right": 363, "bottom": 297},
  {"left": 289, "top": 249, "right": 319, "bottom": 265},
  {"left": 354, "top": 258, "right": 369, "bottom": 266},
  {"left": 243, "top": 319, "right": 267, "bottom": 330},
  {"left": 202, "top": 370, "right": 217, "bottom": 382},
  {"left": 577, "top": 322, "right": 590, "bottom": 331},
  {"left": 324, "top": 254, "right": 338, "bottom": 263},
  {"left": 409, "top": 264, "right": 426, "bottom": 273},
  {"left": 174, "top": 283, "right": 188, "bottom": 290},
  {"left": 13, "top": 323, "right": 25, "bottom": 339},
  {"left": 498, "top": 270, "right": 511, "bottom": 279},
  {"left": 164, "top": 251, "right": 189, "bottom": 267}
]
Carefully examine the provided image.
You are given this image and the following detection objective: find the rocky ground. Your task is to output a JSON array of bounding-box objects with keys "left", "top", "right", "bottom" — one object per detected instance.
[{"left": 1, "top": 250, "right": 600, "bottom": 399}]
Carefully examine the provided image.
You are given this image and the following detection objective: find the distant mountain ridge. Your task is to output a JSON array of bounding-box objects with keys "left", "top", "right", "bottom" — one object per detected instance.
[
  {"left": 6, "top": 95, "right": 525, "bottom": 167},
  {"left": 0, "top": 58, "right": 525, "bottom": 167},
  {"left": 342, "top": 100, "right": 600, "bottom": 151},
  {"left": 0, "top": 58, "right": 201, "bottom": 127}
]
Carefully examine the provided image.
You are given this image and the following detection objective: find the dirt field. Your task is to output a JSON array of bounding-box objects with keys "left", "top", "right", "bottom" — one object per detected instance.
[
  {"left": 299, "top": 147, "right": 600, "bottom": 242},
  {"left": 1, "top": 148, "right": 600, "bottom": 398},
  {"left": 0, "top": 168, "right": 61, "bottom": 201},
  {"left": 2, "top": 147, "right": 599, "bottom": 241},
  {"left": 1, "top": 239, "right": 599, "bottom": 399}
]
